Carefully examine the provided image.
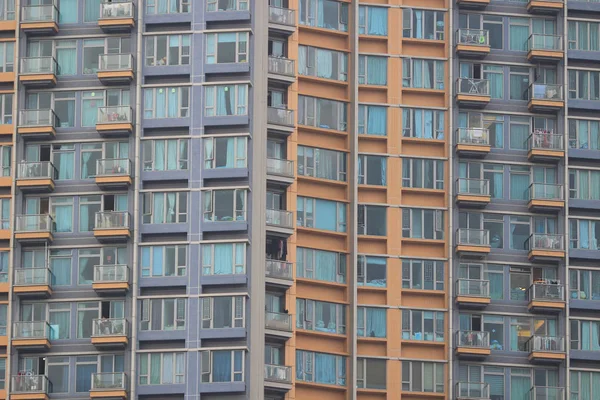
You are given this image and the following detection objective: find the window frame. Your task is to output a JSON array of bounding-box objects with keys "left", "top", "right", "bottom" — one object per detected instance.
[
  {"left": 142, "top": 191, "right": 188, "bottom": 224},
  {"left": 142, "top": 138, "right": 189, "bottom": 171},
  {"left": 205, "top": 31, "right": 248, "bottom": 64},
  {"left": 402, "top": 108, "right": 445, "bottom": 139},
  {"left": 402, "top": 361, "right": 445, "bottom": 393},
  {"left": 201, "top": 242, "right": 246, "bottom": 276},
  {"left": 401, "top": 259, "right": 445, "bottom": 290},
  {"left": 201, "top": 296, "right": 245, "bottom": 329},
  {"left": 402, "top": 157, "right": 445, "bottom": 189},
  {"left": 296, "top": 298, "right": 346, "bottom": 334},
  {"left": 138, "top": 352, "right": 186, "bottom": 385},
  {"left": 140, "top": 298, "right": 186, "bottom": 331},
  {"left": 402, "top": 208, "right": 445, "bottom": 240},
  {"left": 146, "top": 0, "right": 190, "bottom": 14},
  {"left": 203, "top": 136, "right": 247, "bottom": 169},
  {"left": 140, "top": 244, "right": 187, "bottom": 278},
  {"left": 143, "top": 86, "right": 190, "bottom": 119},
  {"left": 204, "top": 84, "right": 248, "bottom": 116},
  {"left": 402, "top": 58, "right": 445, "bottom": 89},
  {"left": 402, "top": 8, "right": 445, "bottom": 40},
  {"left": 296, "top": 246, "right": 346, "bottom": 283},
  {"left": 296, "top": 196, "right": 347, "bottom": 232},
  {"left": 200, "top": 350, "right": 245, "bottom": 383},
  {"left": 145, "top": 34, "right": 191, "bottom": 66},
  {"left": 202, "top": 188, "right": 247, "bottom": 222},
  {"left": 297, "top": 145, "right": 347, "bottom": 182}
]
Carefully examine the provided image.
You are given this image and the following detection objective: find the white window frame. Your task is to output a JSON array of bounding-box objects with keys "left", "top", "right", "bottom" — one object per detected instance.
[
  {"left": 401, "top": 259, "right": 445, "bottom": 290},
  {"left": 142, "top": 138, "right": 189, "bottom": 171},
  {"left": 402, "top": 9, "right": 445, "bottom": 40},
  {"left": 402, "top": 108, "right": 445, "bottom": 139},
  {"left": 298, "top": 95, "right": 347, "bottom": 131},
  {"left": 145, "top": 34, "right": 191, "bottom": 66},
  {"left": 402, "top": 208, "right": 445, "bottom": 239},
  {"left": 357, "top": 358, "right": 386, "bottom": 389},
  {"left": 203, "top": 136, "right": 248, "bottom": 169},
  {"left": 138, "top": 352, "right": 186, "bottom": 385},
  {"left": 358, "top": 55, "right": 387, "bottom": 85},
  {"left": 569, "top": 69, "right": 600, "bottom": 101},
  {"left": 296, "top": 196, "right": 347, "bottom": 232},
  {"left": 201, "top": 350, "right": 245, "bottom": 383},
  {"left": 297, "top": 145, "right": 347, "bottom": 182},
  {"left": 142, "top": 191, "right": 188, "bottom": 224},
  {"left": 140, "top": 245, "right": 187, "bottom": 277},
  {"left": 296, "top": 247, "right": 346, "bottom": 283},
  {"left": 401, "top": 309, "right": 445, "bottom": 341},
  {"left": 201, "top": 296, "right": 245, "bottom": 329},
  {"left": 201, "top": 243, "right": 246, "bottom": 275},
  {"left": 296, "top": 350, "right": 346, "bottom": 386},
  {"left": 0, "top": 42, "right": 13, "bottom": 73},
  {"left": 402, "top": 361, "right": 445, "bottom": 393},
  {"left": 140, "top": 298, "right": 186, "bottom": 331},
  {"left": 204, "top": 84, "right": 248, "bottom": 117},
  {"left": 402, "top": 158, "right": 445, "bottom": 189},
  {"left": 297, "top": 298, "right": 346, "bottom": 334},
  {"left": 207, "top": 0, "right": 248, "bottom": 12},
  {"left": 206, "top": 32, "right": 248, "bottom": 64},
  {"left": 202, "top": 189, "right": 247, "bottom": 222},
  {"left": 146, "top": 0, "right": 190, "bottom": 14},
  {"left": 402, "top": 58, "right": 445, "bottom": 89},
  {"left": 357, "top": 255, "right": 387, "bottom": 287},
  {"left": 143, "top": 87, "right": 190, "bottom": 119},
  {"left": 358, "top": 154, "right": 386, "bottom": 185},
  {"left": 298, "top": 45, "right": 348, "bottom": 81}
]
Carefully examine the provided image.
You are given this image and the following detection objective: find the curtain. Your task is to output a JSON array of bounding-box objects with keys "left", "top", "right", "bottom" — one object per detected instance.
[
  {"left": 424, "top": 110, "right": 433, "bottom": 139},
  {"left": 204, "top": 139, "right": 213, "bottom": 169},
  {"left": 358, "top": 105, "right": 365, "bottom": 134},
  {"left": 315, "top": 199, "right": 336, "bottom": 231},
  {"left": 510, "top": 124, "right": 528, "bottom": 149},
  {"left": 84, "top": 0, "right": 101, "bottom": 22},
  {"left": 166, "top": 140, "right": 177, "bottom": 170},
  {"left": 82, "top": 100, "right": 99, "bottom": 127},
  {"left": 592, "top": 322, "right": 600, "bottom": 351},
  {"left": 414, "top": 11, "right": 423, "bottom": 39},
  {"left": 156, "top": 89, "right": 166, "bottom": 118},
  {"left": 215, "top": 244, "right": 233, "bottom": 275},
  {"left": 366, "top": 308, "right": 386, "bottom": 338},
  {"left": 76, "top": 364, "right": 96, "bottom": 392},
  {"left": 56, "top": 48, "right": 76, "bottom": 75},
  {"left": 582, "top": 321, "right": 591, "bottom": 350},
  {"left": 510, "top": 25, "right": 529, "bottom": 51},
  {"left": 510, "top": 174, "right": 529, "bottom": 200},
  {"left": 298, "top": 46, "right": 307, "bottom": 75},
  {"left": 166, "top": 193, "right": 175, "bottom": 222},
  {"left": 316, "top": 49, "right": 332, "bottom": 79},
  {"left": 216, "top": 86, "right": 230, "bottom": 116},
  {"left": 315, "top": 353, "right": 335, "bottom": 385},
  {"left": 49, "top": 310, "right": 69, "bottom": 339},
  {"left": 591, "top": 23, "right": 599, "bottom": 51},
  {"left": 153, "top": 194, "right": 164, "bottom": 224},
  {"left": 162, "top": 353, "right": 173, "bottom": 384},
  {"left": 167, "top": 87, "right": 178, "bottom": 118},
  {"left": 79, "top": 204, "right": 90, "bottom": 232},
  {"left": 381, "top": 158, "right": 387, "bottom": 185},
  {"left": 55, "top": 205, "right": 72, "bottom": 232},
  {"left": 367, "top": 106, "right": 386, "bottom": 136},
  {"left": 367, "top": 56, "right": 387, "bottom": 85},
  {"left": 315, "top": 249, "right": 335, "bottom": 282},
  {"left": 511, "top": 376, "right": 531, "bottom": 400},
  {"left": 212, "top": 351, "right": 231, "bottom": 382},
  {"left": 144, "top": 89, "right": 153, "bottom": 118},
  {"left": 591, "top": 121, "right": 599, "bottom": 150},
  {"left": 57, "top": 153, "right": 73, "bottom": 180},
  {"left": 317, "top": 0, "right": 324, "bottom": 28},
  {"left": 157, "top": 0, "right": 168, "bottom": 14},
  {"left": 593, "top": 369, "right": 600, "bottom": 396},
  {"left": 155, "top": 141, "right": 165, "bottom": 171},
  {"left": 59, "top": 0, "right": 77, "bottom": 23},
  {"left": 237, "top": 85, "right": 246, "bottom": 114},
  {"left": 50, "top": 257, "right": 70, "bottom": 286},
  {"left": 150, "top": 354, "right": 161, "bottom": 384},
  {"left": 225, "top": 138, "right": 234, "bottom": 168},
  {"left": 368, "top": 7, "right": 387, "bottom": 36},
  {"left": 582, "top": 372, "right": 591, "bottom": 400},
  {"left": 581, "top": 220, "right": 590, "bottom": 249},
  {"left": 580, "top": 172, "right": 591, "bottom": 200},
  {"left": 152, "top": 247, "right": 163, "bottom": 276}
]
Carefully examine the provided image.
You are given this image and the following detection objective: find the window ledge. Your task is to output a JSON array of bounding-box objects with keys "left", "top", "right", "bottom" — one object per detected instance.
[
  {"left": 359, "top": 84, "right": 387, "bottom": 91},
  {"left": 357, "top": 336, "right": 387, "bottom": 343},
  {"left": 402, "top": 87, "right": 445, "bottom": 95},
  {"left": 297, "top": 227, "right": 348, "bottom": 237},
  {"left": 296, "top": 328, "right": 347, "bottom": 340},
  {"left": 402, "top": 137, "right": 445, "bottom": 144},
  {"left": 402, "top": 37, "right": 446, "bottom": 46},
  {"left": 402, "top": 187, "right": 445, "bottom": 195},
  {"left": 358, "top": 134, "right": 387, "bottom": 141},
  {"left": 298, "top": 25, "right": 349, "bottom": 38},
  {"left": 298, "top": 74, "right": 349, "bottom": 88},
  {"left": 358, "top": 285, "right": 387, "bottom": 292},
  {"left": 402, "top": 238, "right": 445, "bottom": 245},
  {"left": 402, "top": 288, "right": 445, "bottom": 296},
  {"left": 357, "top": 387, "right": 387, "bottom": 394},
  {"left": 359, "top": 34, "right": 388, "bottom": 41},
  {"left": 401, "top": 391, "right": 445, "bottom": 398},
  {"left": 298, "top": 175, "right": 348, "bottom": 187},
  {"left": 358, "top": 234, "right": 388, "bottom": 241},
  {"left": 358, "top": 184, "right": 387, "bottom": 191},
  {"left": 402, "top": 339, "right": 446, "bottom": 346},
  {"left": 296, "top": 380, "right": 348, "bottom": 391},
  {"left": 298, "top": 124, "right": 348, "bottom": 137},
  {"left": 296, "top": 277, "right": 347, "bottom": 289}
]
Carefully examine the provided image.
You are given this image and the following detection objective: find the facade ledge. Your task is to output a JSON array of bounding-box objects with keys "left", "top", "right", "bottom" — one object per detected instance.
[
  {"left": 298, "top": 74, "right": 349, "bottom": 88},
  {"left": 296, "top": 329, "right": 347, "bottom": 340},
  {"left": 295, "top": 381, "right": 347, "bottom": 391},
  {"left": 298, "top": 124, "right": 347, "bottom": 137},
  {"left": 296, "top": 277, "right": 347, "bottom": 289},
  {"left": 298, "top": 25, "right": 349, "bottom": 38}
]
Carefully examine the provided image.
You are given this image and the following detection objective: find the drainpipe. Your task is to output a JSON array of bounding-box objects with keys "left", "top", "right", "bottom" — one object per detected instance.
[
  {"left": 562, "top": 2, "right": 570, "bottom": 396},
  {"left": 448, "top": 0, "right": 455, "bottom": 396}
]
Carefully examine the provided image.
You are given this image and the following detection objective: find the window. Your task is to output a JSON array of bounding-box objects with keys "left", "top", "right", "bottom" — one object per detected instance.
[
  {"left": 402, "top": 158, "right": 444, "bottom": 189},
  {"left": 207, "top": 0, "right": 247, "bottom": 11},
  {"left": 0, "top": 304, "right": 5, "bottom": 336},
  {"left": 141, "top": 245, "right": 187, "bottom": 277},
  {"left": 357, "top": 358, "right": 386, "bottom": 389},
  {"left": 81, "top": 88, "right": 129, "bottom": 127},
  {"left": 571, "top": 371, "right": 600, "bottom": 400},
  {"left": 569, "top": 118, "right": 600, "bottom": 150},
  {"left": 52, "top": 144, "right": 74, "bottom": 180},
  {"left": 201, "top": 243, "right": 246, "bottom": 275},
  {"left": 569, "top": 69, "right": 600, "bottom": 101},
  {"left": 485, "top": 315, "right": 504, "bottom": 349},
  {"left": 358, "top": 6, "right": 387, "bottom": 36},
  {"left": 402, "top": 310, "right": 445, "bottom": 341},
  {"left": 298, "top": 45, "right": 348, "bottom": 81},
  {"left": 145, "top": 34, "right": 190, "bottom": 66},
  {"left": 358, "top": 55, "right": 387, "bottom": 85},
  {"left": 509, "top": 67, "right": 530, "bottom": 100},
  {"left": 204, "top": 84, "right": 248, "bottom": 116},
  {"left": 484, "top": 65, "right": 504, "bottom": 99},
  {"left": 296, "top": 350, "right": 346, "bottom": 386},
  {"left": 569, "top": 169, "right": 600, "bottom": 200},
  {"left": 402, "top": 208, "right": 444, "bottom": 239},
  {"left": 297, "top": 247, "right": 346, "bottom": 283},
  {"left": 510, "top": 165, "right": 530, "bottom": 199},
  {"left": 201, "top": 350, "right": 244, "bottom": 383},
  {"left": 0, "top": 358, "right": 5, "bottom": 390},
  {"left": 402, "top": 259, "right": 444, "bottom": 290},
  {"left": 80, "top": 141, "right": 129, "bottom": 179},
  {"left": 0, "top": 42, "right": 13, "bottom": 73},
  {"left": 76, "top": 302, "right": 99, "bottom": 338},
  {"left": 483, "top": 15, "right": 503, "bottom": 50},
  {"left": 143, "top": 139, "right": 189, "bottom": 171},
  {"left": 204, "top": 136, "right": 246, "bottom": 169},
  {"left": 296, "top": 298, "right": 346, "bottom": 334},
  {"left": 298, "top": 95, "right": 347, "bottom": 131},
  {"left": 144, "top": 87, "right": 190, "bottom": 118},
  {"left": 50, "top": 197, "right": 73, "bottom": 233},
  {"left": 568, "top": 21, "right": 600, "bottom": 51},
  {"left": 299, "top": 0, "right": 348, "bottom": 32},
  {"left": 77, "top": 247, "right": 127, "bottom": 285},
  {"left": 357, "top": 255, "right": 386, "bottom": 287},
  {"left": 510, "top": 216, "right": 531, "bottom": 250},
  {"left": 485, "top": 163, "right": 504, "bottom": 198},
  {"left": 569, "top": 269, "right": 600, "bottom": 300},
  {"left": 570, "top": 218, "right": 600, "bottom": 250},
  {"left": 147, "top": 0, "right": 190, "bottom": 14},
  {"left": 206, "top": 32, "right": 247, "bottom": 64},
  {"left": 297, "top": 196, "right": 346, "bottom": 232},
  {"left": 0, "top": 0, "right": 14, "bottom": 21},
  {"left": 139, "top": 352, "right": 185, "bottom": 384},
  {"left": 570, "top": 320, "right": 600, "bottom": 350},
  {"left": 201, "top": 296, "right": 245, "bottom": 328},
  {"left": 358, "top": 155, "right": 386, "bottom": 186},
  {"left": 55, "top": 40, "right": 76, "bottom": 75},
  {"left": 402, "top": 361, "right": 444, "bottom": 393},
  {"left": 357, "top": 307, "right": 386, "bottom": 338},
  {"left": 509, "top": 17, "right": 530, "bottom": 51},
  {"left": 402, "top": 58, "right": 445, "bottom": 89},
  {"left": 0, "top": 251, "right": 6, "bottom": 283},
  {"left": 50, "top": 250, "right": 71, "bottom": 286},
  {"left": 0, "top": 94, "right": 12, "bottom": 124},
  {"left": 49, "top": 302, "right": 70, "bottom": 339},
  {"left": 402, "top": 9, "right": 444, "bottom": 40},
  {"left": 358, "top": 205, "right": 387, "bottom": 236},
  {"left": 26, "top": 91, "right": 76, "bottom": 128},
  {"left": 402, "top": 108, "right": 445, "bottom": 139},
  {"left": 358, "top": 105, "right": 387, "bottom": 136},
  {"left": 140, "top": 298, "right": 186, "bottom": 331},
  {"left": 142, "top": 192, "right": 188, "bottom": 224},
  {"left": 75, "top": 356, "right": 96, "bottom": 392},
  {"left": 0, "top": 198, "right": 7, "bottom": 229},
  {"left": 82, "top": 38, "right": 130, "bottom": 74},
  {"left": 202, "top": 189, "right": 247, "bottom": 222},
  {"left": 297, "top": 146, "right": 346, "bottom": 181}
]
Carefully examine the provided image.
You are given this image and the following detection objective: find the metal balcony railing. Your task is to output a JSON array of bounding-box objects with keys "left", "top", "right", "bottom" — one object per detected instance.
[
  {"left": 456, "top": 29, "right": 489, "bottom": 47},
  {"left": 526, "top": 233, "right": 564, "bottom": 252},
  {"left": 528, "top": 131, "right": 564, "bottom": 151},
  {"left": 456, "top": 382, "right": 490, "bottom": 399},
  {"left": 265, "top": 311, "right": 292, "bottom": 332},
  {"left": 265, "top": 260, "right": 293, "bottom": 280},
  {"left": 19, "top": 109, "right": 58, "bottom": 127},
  {"left": 526, "top": 335, "right": 565, "bottom": 352},
  {"left": 529, "top": 386, "right": 565, "bottom": 400},
  {"left": 457, "top": 178, "right": 490, "bottom": 196},
  {"left": 15, "top": 214, "right": 53, "bottom": 233},
  {"left": 528, "top": 34, "right": 563, "bottom": 51},
  {"left": 456, "top": 278, "right": 490, "bottom": 298},
  {"left": 457, "top": 228, "right": 490, "bottom": 246},
  {"left": 456, "top": 330, "right": 490, "bottom": 348},
  {"left": 528, "top": 183, "right": 564, "bottom": 201},
  {"left": 95, "top": 211, "right": 130, "bottom": 230},
  {"left": 17, "top": 161, "right": 56, "bottom": 180},
  {"left": 266, "top": 209, "right": 293, "bottom": 229},
  {"left": 529, "top": 83, "right": 563, "bottom": 101},
  {"left": 92, "top": 318, "right": 128, "bottom": 337},
  {"left": 11, "top": 374, "right": 50, "bottom": 394},
  {"left": 528, "top": 282, "right": 564, "bottom": 302},
  {"left": 21, "top": 4, "right": 57, "bottom": 23}
]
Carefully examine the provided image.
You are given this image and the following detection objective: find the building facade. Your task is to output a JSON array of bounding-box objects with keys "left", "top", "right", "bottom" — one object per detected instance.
[{"left": 0, "top": 0, "right": 596, "bottom": 399}]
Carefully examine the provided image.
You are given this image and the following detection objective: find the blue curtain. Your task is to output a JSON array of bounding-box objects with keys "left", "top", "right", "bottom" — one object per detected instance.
[
  {"left": 49, "top": 310, "right": 69, "bottom": 339},
  {"left": 315, "top": 249, "right": 335, "bottom": 282},
  {"left": 582, "top": 373, "right": 591, "bottom": 400},
  {"left": 51, "top": 258, "right": 70, "bottom": 285},
  {"left": 381, "top": 158, "right": 387, "bottom": 185},
  {"left": 367, "top": 106, "right": 386, "bottom": 136},
  {"left": 215, "top": 244, "right": 233, "bottom": 275},
  {"left": 366, "top": 308, "right": 386, "bottom": 338},
  {"left": 367, "top": 56, "right": 387, "bottom": 85},
  {"left": 76, "top": 364, "right": 97, "bottom": 392},
  {"left": 153, "top": 194, "right": 164, "bottom": 224},
  {"left": 55, "top": 205, "right": 72, "bottom": 232},
  {"left": 315, "top": 199, "right": 336, "bottom": 231},
  {"left": 583, "top": 321, "right": 591, "bottom": 350},
  {"left": 298, "top": 46, "right": 307, "bottom": 75},
  {"left": 591, "top": 121, "right": 600, "bottom": 150},
  {"left": 144, "top": 89, "right": 153, "bottom": 119},
  {"left": 169, "top": 0, "right": 178, "bottom": 13},
  {"left": 510, "top": 25, "right": 529, "bottom": 51},
  {"left": 316, "top": 49, "right": 333, "bottom": 79},
  {"left": 488, "top": 273, "right": 503, "bottom": 300},
  {"left": 581, "top": 220, "right": 590, "bottom": 249},
  {"left": 79, "top": 204, "right": 89, "bottom": 232},
  {"left": 212, "top": 351, "right": 231, "bottom": 382},
  {"left": 510, "top": 174, "right": 530, "bottom": 200},
  {"left": 59, "top": 0, "right": 77, "bottom": 23},
  {"left": 511, "top": 376, "right": 531, "bottom": 400},
  {"left": 157, "top": 0, "right": 168, "bottom": 14},
  {"left": 58, "top": 153, "right": 73, "bottom": 180},
  {"left": 315, "top": 353, "right": 336, "bottom": 385},
  {"left": 591, "top": 322, "right": 600, "bottom": 351},
  {"left": 225, "top": 138, "right": 234, "bottom": 167},
  {"left": 167, "top": 88, "right": 178, "bottom": 118},
  {"left": 424, "top": 110, "right": 433, "bottom": 139},
  {"left": 317, "top": 0, "right": 324, "bottom": 28},
  {"left": 82, "top": 100, "right": 99, "bottom": 127},
  {"left": 156, "top": 89, "right": 166, "bottom": 118},
  {"left": 593, "top": 369, "right": 600, "bottom": 396},
  {"left": 152, "top": 247, "right": 163, "bottom": 276},
  {"left": 358, "top": 105, "right": 365, "bottom": 134},
  {"left": 84, "top": 0, "right": 100, "bottom": 22},
  {"left": 216, "top": 86, "right": 229, "bottom": 116},
  {"left": 237, "top": 85, "right": 246, "bottom": 114},
  {"left": 167, "top": 140, "right": 177, "bottom": 170},
  {"left": 368, "top": 7, "right": 387, "bottom": 36},
  {"left": 56, "top": 48, "right": 76, "bottom": 75},
  {"left": 155, "top": 141, "right": 165, "bottom": 171}
]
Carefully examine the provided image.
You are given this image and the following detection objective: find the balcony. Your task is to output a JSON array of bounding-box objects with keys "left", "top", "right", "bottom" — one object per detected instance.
[
  {"left": 268, "top": 56, "right": 295, "bottom": 83},
  {"left": 94, "top": 211, "right": 131, "bottom": 242},
  {"left": 266, "top": 158, "right": 294, "bottom": 185},
  {"left": 17, "top": 109, "right": 57, "bottom": 139},
  {"left": 526, "top": 335, "right": 566, "bottom": 363},
  {"left": 11, "top": 375, "right": 50, "bottom": 400},
  {"left": 95, "top": 159, "right": 132, "bottom": 189},
  {"left": 19, "top": 57, "right": 57, "bottom": 87},
  {"left": 265, "top": 260, "right": 293, "bottom": 287},
  {"left": 98, "top": 1, "right": 135, "bottom": 31},
  {"left": 527, "top": 131, "right": 564, "bottom": 162},
  {"left": 528, "top": 183, "right": 564, "bottom": 212},
  {"left": 97, "top": 54, "right": 134, "bottom": 84},
  {"left": 93, "top": 264, "right": 129, "bottom": 295},
  {"left": 527, "top": 233, "right": 565, "bottom": 262},
  {"left": 456, "top": 29, "right": 490, "bottom": 58},
  {"left": 12, "top": 321, "right": 51, "bottom": 351},
  {"left": 456, "top": 382, "right": 490, "bottom": 400},
  {"left": 456, "top": 330, "right": 490, "bottom": 359},
  {"left": 528, "top": 282, "right": 565, "bottom": 313},
  {"left": 16, "top": 161, "right": 56, "bottom": 192},
  {"left": 266, "top": 209, "right": 294, "bottom": 236},
  {"left": 529, "top": 387, "right": 565, "bottom": 400},
  {"left": 15, "top": 215, "right": 53, "bottom": 243},
  {"left": 91, "top": 318, "right": 128, "bottom": 348},
  {"left": 265, "top": 311, "right": 293, "bottom": 333},
  {"left": 527, "top": 34, "right": 564, "bottom": 63},
  {"left": 456, "top": 178, "right": 490, "bottom": 207},
  {"left": 90, "top": 372, "right": 127, "bottom": 399},
  {"left": 268, "top": 6, "right": 295, "bottom": 34},
  {"left": 528, "top": 84, "right": 564, "bottom": 113},
  {"left": 264, "top": 364, "right": 292, "bottom": 391},
  {"left": 267, "top": 107, "right": 294, "bottom": 132},
  {"left": 456, "top": 279, "right": 491, "bottom": 308},
  {"left": 456, "top": 0, "right": 490, "bottom": 8},
  {"left": 456, "top": 128, "right": 490, "bottom": 157},
  {"left": 456, "top": 78, "right": 490, "bottom": 108},
  {"left": 527, "top": 0, "right": 564, "bottom": 13},
  {"left": 456, "top": 228, "right": 490, "bottom": 257},
  {"left": 96, "top": 106, "right": 133, "bottom": 136},
  {"left": 13, "top": 268, "right": 52, "bottom": 298},
  {"left": 21, "top": 4, "right": 58, "bottom": 34}
]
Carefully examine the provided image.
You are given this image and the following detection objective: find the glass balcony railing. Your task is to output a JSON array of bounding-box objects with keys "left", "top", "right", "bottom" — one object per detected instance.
[
  {"left": 456, "top": 78, "right": 490, "bottom": 96},
  {"left": 21, "top": 4, "right": 57, "bottom": 23},
  {"left": 91, "top": 372, "right": 127, "bottom": 391},
  {"left": 265, "top": 311, "right": 292, "bottom": 332},
  {"left": 11, "top": 374, "right": 50, "bottom": 394},
  {"left": 265, "top": 364, "right": 292, "bottom": 383},
  {"left": 457, "top": 278, "right": 490, "bottom": 298},
  {"left": 457, "top": 228, "right": 490, "bottom": 246},
  {"left": 94, "top": 264, "right": 128, "bottom": 284},
  {"left": 92, "top": 318, "right": 128, "bottom": 337},
  {"left": 17, "top": 161, "right": 56, "bottom": 180},
  {"left": 19, "top": 109, "right": 58, "bottom": 127},
  {"left": 456, "top": 330, "right": 490, "bottom": 348},
  {"left": 456, "top": 29, "right": 489, "bottom": 47},
  {"left": 526, "top": 335, "right": 565, "bottom": 352},
  {"left": 456, "top": 128, "right": 490, "bottom": 146},
  {"left": 268, "top": 56, "right": 295, "bottom": 76},
  {"left": 14, "top": 268, "right": 50, "bottom": 286},
  {"left": 95, "top": 211, "right": 130, "bottom": 230},
  {"left": 528, "top": 131, "right": 564, "bottom": 151},
  {"left": 528, "top": 282, "right": 564, "bottom": 302},
  {"left": 13, "top": 321, "right": 50, "bottom": 339},
  {"left": 20, "top": 56, "right": 57, "bottom": 75},
  {"left": 266, "top": 209, "right": 293, "bottom": 229},
  {"left": 269, "top": 6, "right": 295, "bottom": 26},
  {"left": 456, "top": 382, "right": 490, "bottom": 399},
  {"left": 265, "top": 260, "right": 293, "bottom": 280},
  {"left": 97, "top": 106, "right": 132, "bottom": 125},
  {"left": 528, "top": 183, "right": 564, "bottom": 201},
  {"left": 99, "top": 54, "right": 133, "bottom": 71},
  {"left": 457, "top": 178, "right": 490, "bottom": 196},
  {"left": 96, "top": 159, "right": 131, "bottom": 177},
  {"left": 267, "top": 106, "right": 294, "bottom": 126},
  {"left": 15, "top": 214, "right": 53, "bottom": 233},
  {"left": 529, "top": 83, "right": 563, "bottom": 102},
  {"left": 266, "top": 158, "right": 294, "bottom": 177},
  {"left": 207, "top": 0, "right": 248, "bottom": 11},
  {"left": 100, "top": 1, "right": 134, "bottom": 19},
  {"left": 529, "top": 386, "right": 565, "bottom": 400},
  {"left": 526, "top": 233, "right": 564, "bottom": 252},
  {"left": 528, "top": 34, "right": 563, "bottom": 51}
]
